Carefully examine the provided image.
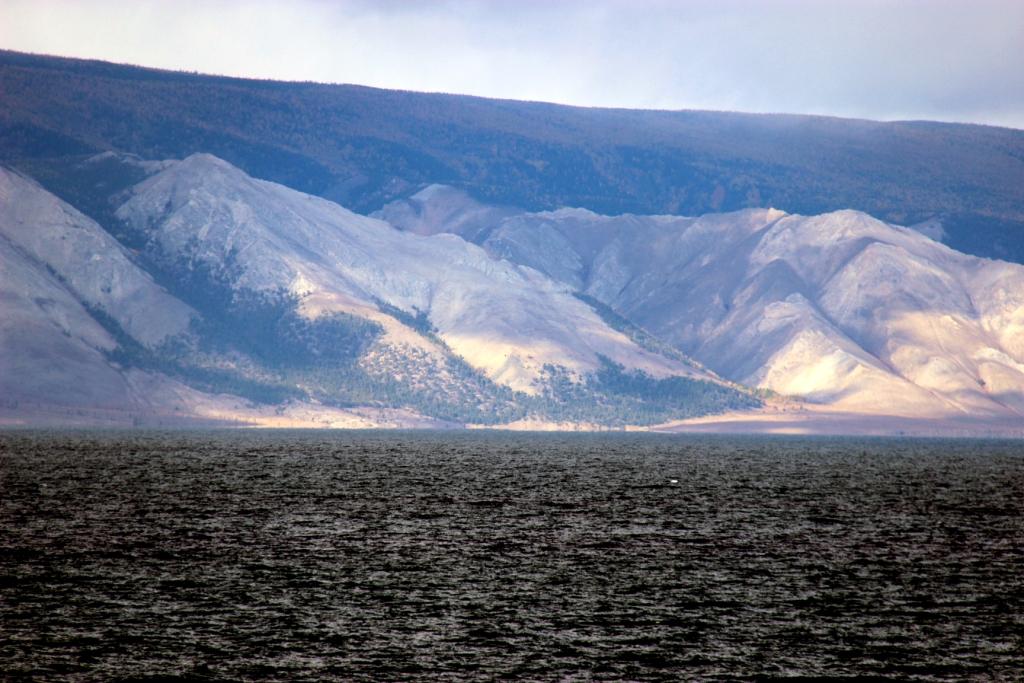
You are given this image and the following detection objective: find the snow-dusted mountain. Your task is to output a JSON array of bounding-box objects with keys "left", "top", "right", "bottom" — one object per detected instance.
[{"left": 382, "top": 188, "right": 1024, "bottom": 422}]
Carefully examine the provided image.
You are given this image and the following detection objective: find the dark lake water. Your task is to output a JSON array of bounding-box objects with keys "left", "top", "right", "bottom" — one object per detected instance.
[{"left": 1, "top": 430, "right": 1022, "bottom": 681}]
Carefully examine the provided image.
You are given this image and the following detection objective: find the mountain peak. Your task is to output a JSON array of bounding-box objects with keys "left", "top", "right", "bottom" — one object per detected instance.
[{"left": 410, "top": 183, "right": 463, "bottom": 202}]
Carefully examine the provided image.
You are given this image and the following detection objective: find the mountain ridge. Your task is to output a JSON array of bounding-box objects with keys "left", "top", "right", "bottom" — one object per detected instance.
[
  {"left": 3, "top": 47, "right": 1023, "bottom": 434},
  {"left": 381, "top": 185, "right": 1024, "bottom": 421},
  {"left": 2, "top": 49, "right": 1023, "bottom": 264},
  {"left": 3, "top": 151, "right": 1023, "bottom": 433},
  {"left": 0, "top": 152, "right": 759, "bottom": 429},
  {"left": 11, "top": 49, "right": 1020, "bottom": 129}
]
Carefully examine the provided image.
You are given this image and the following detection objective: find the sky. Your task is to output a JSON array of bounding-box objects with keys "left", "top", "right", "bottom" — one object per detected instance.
[{"left": 1, "top": 0, "right": 1022, "bottom": 129}]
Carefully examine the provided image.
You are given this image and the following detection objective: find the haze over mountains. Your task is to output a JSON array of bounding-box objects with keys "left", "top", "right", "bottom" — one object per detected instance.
[{"left": 1, "top": 51, "right": 1023, "bottom": 433}]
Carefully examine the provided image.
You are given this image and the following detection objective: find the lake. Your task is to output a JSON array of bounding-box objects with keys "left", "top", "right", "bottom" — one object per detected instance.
[{"left": 1, "top": 430, "right": 1022, "bottom": 680}]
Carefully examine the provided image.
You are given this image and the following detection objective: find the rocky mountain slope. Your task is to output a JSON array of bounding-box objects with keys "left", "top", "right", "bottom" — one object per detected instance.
[
  {"left": 4, "top": 146, "right": 1023, "bottom": 432},
  {"left": 0, "top": 154, "right": 754, "bottom": 428},
  {"left": 116, "top": 154, "right": 706, "bottom": 393},
  {"left": 382, "top": 190, "right": 1024, "bottom": 421},
  {"left": 0, "top": 166, "right": 189, "bottom": 413}
]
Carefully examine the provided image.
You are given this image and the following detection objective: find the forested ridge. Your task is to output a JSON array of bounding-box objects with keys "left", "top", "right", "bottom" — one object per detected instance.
[{"left": 2, "top": 49, "right": 1024, "bottom": 263}]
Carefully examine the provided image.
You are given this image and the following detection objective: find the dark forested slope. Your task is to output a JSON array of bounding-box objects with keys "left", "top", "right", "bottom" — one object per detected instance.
[{"left": 2, "top": 50, "right": 1023, "bottom": 262}]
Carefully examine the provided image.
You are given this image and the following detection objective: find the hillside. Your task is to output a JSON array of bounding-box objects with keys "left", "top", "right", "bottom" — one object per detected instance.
[
  {"left": 2, "top": 50, "right": 1023, "bottom": 264},
  {"left": 3, "top": 149, "right": 1023, "bottom": 432},
  {"left": 0, "top": 155, "right": 755, "bottom": 428},
  {"left": 383, "top": 188, "right": 1024, "bottom": 422}
]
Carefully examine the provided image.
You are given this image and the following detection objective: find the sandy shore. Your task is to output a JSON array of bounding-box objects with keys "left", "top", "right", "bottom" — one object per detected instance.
[
  {"left": 3, "top": 399, "right": 1021, "bottom": 437},
  {"left": 654, "top": 402, "right": 1024, "bottom": 438}
]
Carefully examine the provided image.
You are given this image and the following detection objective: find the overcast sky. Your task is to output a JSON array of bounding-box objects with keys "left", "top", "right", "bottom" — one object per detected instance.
[{"left": 2, "top": 0, "right": 1022, "bottom": 129}]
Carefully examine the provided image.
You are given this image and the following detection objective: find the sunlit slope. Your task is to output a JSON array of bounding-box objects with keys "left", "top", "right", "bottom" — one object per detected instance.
[
  {"left": 0, "top": 154, "right": 752, "bottom": 426},
  {"left": 387, "top": 189, "right": 1024, "bottom": 418},
  {"left": 114, "top": 154, "right": 708, "bottom": 394}
]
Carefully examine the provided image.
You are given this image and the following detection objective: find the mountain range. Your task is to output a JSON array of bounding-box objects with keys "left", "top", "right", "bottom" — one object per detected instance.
[
  {"left": 2, "top": 50, "right": 1023, "bottom": 264},
  {"left": 382, "top": 186, "right": 1024, "bottom": 423},
  {"left": 1, "top": 52, "right": 1023, "bottom": 434},
  {"left": 1, "top": 152, "right": 758, "bottom": 428}
]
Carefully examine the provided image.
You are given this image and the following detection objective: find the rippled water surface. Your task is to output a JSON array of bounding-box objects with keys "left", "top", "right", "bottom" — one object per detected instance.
[{"left": 2, "top": 430, "right": 1023, "bottom": 680}]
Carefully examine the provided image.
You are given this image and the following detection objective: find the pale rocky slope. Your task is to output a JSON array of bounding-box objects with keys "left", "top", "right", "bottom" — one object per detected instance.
[
  {"left": 0, "top": 167, "right": 193, "bottom": 345},
  {"left": 1, "top": 155, "right": 743, "bottom": 427},
  {"left": 9, "top": 154, "right": 1021, "bottom": 429},
  {"left": 0, "top": 167, "right": 190, "bottom": 414},
  {"left": 382, "top": 189, "right": 1024, "bottom": 419},
  {"left": 372, "top": 184, "right": 518, "bottom": 242},
  {"left": 0, "top": 166, "right": 425, "bottom": 427},
  {"left": 0, "top": 232, "right": 135, "bottom": 411},
  {"left": 115, "top": 154, "right": 708, "bottom": 394}
]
